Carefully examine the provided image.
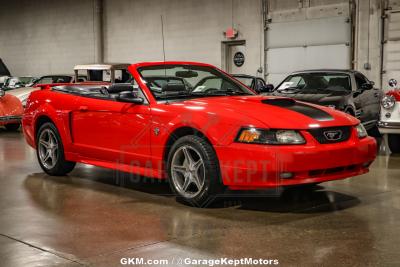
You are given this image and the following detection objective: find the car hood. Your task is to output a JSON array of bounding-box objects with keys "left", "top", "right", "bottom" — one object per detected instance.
[
  {"left": 269, "top": 89, "right": 351, "bottom": 106},
  {"left": 7, "top": 86, "right": 38, "bottom": 100},
  {"left": 177, "top": 95, "right": 358, "bottom": 129}
]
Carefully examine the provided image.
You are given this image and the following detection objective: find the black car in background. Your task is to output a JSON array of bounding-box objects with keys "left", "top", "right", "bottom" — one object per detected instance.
[
  {"left": 265, "top": 70, "right": 382, "bottom": 133},
  {"left": 232, "top": 74, "right": 269, "bottom": 94}
]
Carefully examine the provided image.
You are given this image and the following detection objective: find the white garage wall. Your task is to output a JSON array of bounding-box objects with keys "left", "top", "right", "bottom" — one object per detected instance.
[
  {"left": 103, "top": 0, "right": 264, "bottom": 76},
  {"left": 0, "top": 0, "right": 96, "bottom": 76}
]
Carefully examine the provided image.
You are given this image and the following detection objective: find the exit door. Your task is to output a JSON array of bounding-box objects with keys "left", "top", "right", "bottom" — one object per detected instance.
[{"left": 222, "top": 40, "right": 247, "bottom": 75}]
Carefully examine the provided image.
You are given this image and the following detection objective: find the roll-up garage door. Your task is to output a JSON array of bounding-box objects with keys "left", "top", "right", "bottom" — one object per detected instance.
[
  {"left": 265, "top": 4, "right": 352, "bottom": 86},
  {"left": 382, "top": 10, "right": 400, "bottom": 91}
]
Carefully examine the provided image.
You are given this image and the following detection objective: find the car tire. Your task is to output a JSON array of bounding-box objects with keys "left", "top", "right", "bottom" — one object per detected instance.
[
  {"left": 36, "top": 122, "right": 76, "bottom": 176},
  {"left": 167, "top": 135, "right": 224, "bottom": 207},
  {"left": 388, "top": 134, "right": 400, "bottom": 154},
  {"left": 5, "top": 123, "right": 20, "bottom": 131}
]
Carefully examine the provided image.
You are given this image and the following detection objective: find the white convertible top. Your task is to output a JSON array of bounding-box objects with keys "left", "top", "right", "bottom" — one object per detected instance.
[{"left": 74, "top": 63, "right": 130, "bottom": 71}]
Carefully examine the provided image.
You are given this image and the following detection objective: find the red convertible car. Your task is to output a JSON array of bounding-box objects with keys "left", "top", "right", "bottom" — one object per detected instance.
[{"left": 22, "top": 62, "right": 377, "bottom": 206}]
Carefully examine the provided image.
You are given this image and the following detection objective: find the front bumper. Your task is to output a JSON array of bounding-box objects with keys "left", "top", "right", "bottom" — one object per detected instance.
[
  {"left": 0, "top": 115, "right": 22, "bottom": 126},
  {"left": 216, "top": 130, "right": 377, "bottom": 189},
  {"left": 378, "top": 121, "right": 400, "bottom": 134}
]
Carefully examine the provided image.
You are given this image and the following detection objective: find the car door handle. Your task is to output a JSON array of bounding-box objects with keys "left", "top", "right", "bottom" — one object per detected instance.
[{"left": 79, "top": 106, "right": 88, "bottom": 112}]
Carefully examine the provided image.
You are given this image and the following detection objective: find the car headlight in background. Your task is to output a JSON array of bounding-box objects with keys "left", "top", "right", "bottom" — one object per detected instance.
[
  {"left": 236, "top": 128, "right": 305, "bottom": 145},
  {"left": 381, "top": 95, "right": 396, "bottom": 109},
  {"left": 355, "top": 124, "right": 368, "bottom": 139}
]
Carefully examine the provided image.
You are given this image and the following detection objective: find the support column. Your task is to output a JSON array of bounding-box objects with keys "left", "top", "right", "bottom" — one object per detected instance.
[{"left": 93, "top": 0, "right": 104, "bottom": 63}]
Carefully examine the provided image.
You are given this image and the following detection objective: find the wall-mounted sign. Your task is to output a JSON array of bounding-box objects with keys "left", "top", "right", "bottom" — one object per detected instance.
[{"left": 233, "top": 52, "right": 245, "bottom": 67}]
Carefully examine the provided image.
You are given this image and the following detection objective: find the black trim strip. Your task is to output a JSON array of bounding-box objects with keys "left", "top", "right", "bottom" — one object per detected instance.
[
  {"left": 262, "top": 99, "right": 333, "bottom": 121},
  {"left": 0, "top": 116, "right": 22, "bottom": 121}
]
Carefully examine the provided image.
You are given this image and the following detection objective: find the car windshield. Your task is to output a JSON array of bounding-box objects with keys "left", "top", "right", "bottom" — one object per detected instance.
[
  {"left": 3, "top": 77, "right": 35, "bottom": 89},
  {"left": 34, "top": 76, "right": 73, "bottom": 85},
  {"left": 277, "top": 73, "right": 352, "bottom": 92},
  {"left": 138, "top": 65, "right": 254, "bottom": 100},
  {"left": 233, "top": 76, "right": 253, "bottom": 87}
]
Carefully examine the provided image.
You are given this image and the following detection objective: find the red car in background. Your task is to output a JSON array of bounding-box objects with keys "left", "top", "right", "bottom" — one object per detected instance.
[
  {"left": 0, "top": 89, "right": 23, "bottom": 131},
  {"left": 22, "top": 62, "right": 377, "bottom": 206}
]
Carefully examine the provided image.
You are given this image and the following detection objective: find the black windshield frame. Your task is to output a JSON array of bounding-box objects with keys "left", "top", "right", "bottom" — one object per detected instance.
[{"left": 137, "top": 65, "right": 255, "bottom": 101}]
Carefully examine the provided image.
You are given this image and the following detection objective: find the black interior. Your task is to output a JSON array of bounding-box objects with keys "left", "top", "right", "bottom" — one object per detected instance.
[{"left": 52, "top": 84, "right": 136, "bottom": 100}]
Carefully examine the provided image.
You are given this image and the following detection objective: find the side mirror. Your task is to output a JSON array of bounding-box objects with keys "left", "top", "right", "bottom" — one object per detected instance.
[
  {"left": 361, "top": 83, "right": 373, "bottom": 90},
  {"left": 0, "top": 89, "right": 5, "bottom": 97},
  {"left": 116, "top": 91, "right": 144, "bottom": 104},
  {"left": 259, "top": 84, "right": 274, "bottom": 93}
]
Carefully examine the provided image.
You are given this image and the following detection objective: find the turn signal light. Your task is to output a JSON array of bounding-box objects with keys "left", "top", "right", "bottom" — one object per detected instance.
[{"left": 238, "top": 129, "right": 261, "bottom": 143}]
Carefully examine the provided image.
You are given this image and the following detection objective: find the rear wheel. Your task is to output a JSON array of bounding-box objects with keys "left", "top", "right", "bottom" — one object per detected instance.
[
  {"left": 388, "top": 134, "right": 400, "bottom": 154},
  {"left": 36, "top": 122, "right": 76, "bottom": 176},
  {"left": 167, "top": 135, "right": 223, "bottom": 207},
  {"left": 5, "top": 123, "right": 20, "bottom": 131}
]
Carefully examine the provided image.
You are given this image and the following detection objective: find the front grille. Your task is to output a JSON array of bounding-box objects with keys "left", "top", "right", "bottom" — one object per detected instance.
[{"left": 308, "top": 126, "right": 352, "bottom": 144}]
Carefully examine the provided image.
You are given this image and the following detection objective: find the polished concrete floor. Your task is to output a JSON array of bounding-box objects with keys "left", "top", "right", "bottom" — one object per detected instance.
[{"left": 0, "top": 130, "right": 400, "bottom": 267}]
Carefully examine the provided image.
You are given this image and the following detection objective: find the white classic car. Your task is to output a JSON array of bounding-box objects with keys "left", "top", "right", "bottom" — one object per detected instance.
[
  {"left": 379, "top": 79, "right": 400, "bottom": 153},
  {"left": 7, "top": 74, "right": 82, "bottom": 107},
  {"left": 9, "top": 63, "right": 130, "bottom": 107}
]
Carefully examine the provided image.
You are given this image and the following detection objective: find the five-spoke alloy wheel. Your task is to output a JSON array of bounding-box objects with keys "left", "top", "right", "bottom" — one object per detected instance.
[
  {"left": 38, "top": 128, "right": 59, "bottom": 169},
  {"left": 171, "top": 145, "right": 206, "bottom": 199},
  {"left": 36, "top": 122, "right": 76, "bottom": 176},
  {"left": 167, "top": 135, "right": 223, "bottom": 207}
]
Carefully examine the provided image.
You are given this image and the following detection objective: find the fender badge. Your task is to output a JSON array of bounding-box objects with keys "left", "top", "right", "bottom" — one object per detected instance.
[{"left": 154, "top": 127, "right": 160, "bottom": 136}]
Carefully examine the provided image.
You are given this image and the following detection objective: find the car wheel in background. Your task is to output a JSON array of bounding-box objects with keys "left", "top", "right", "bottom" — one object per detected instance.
[
  {"left": 5, "top": 123, "right": 20, "bottom": 131},
  {"left": 167, "top": 135, "right": 224, "bottom": 207},
  {"left": 36, "top": 122, "right": 76, "bottom": 176},
  {"left": 388, "top": 134, "right": 400, "bottom": 154}
]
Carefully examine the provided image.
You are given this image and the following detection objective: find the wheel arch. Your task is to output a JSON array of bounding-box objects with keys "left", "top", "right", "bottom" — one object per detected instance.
[
  {"left": 163, "top": 126, "right": 214, "bottom": 164},
  {"left": 34, "top": 115, "right": 55, "bottom": 139},
  {"left": 344, "top": 106, "right": 356, "bottom": 116}
]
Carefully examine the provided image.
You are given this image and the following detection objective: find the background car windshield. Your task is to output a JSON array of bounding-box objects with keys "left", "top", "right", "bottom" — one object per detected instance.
[
  {"left": 35, "top": 76, "right": 72, "bottom": 85},
  {"left": 138, "top": 65, "right": 253, "bottom": 100},
  {"left": 277, "top": 73, "right": 351, "bottom": 91}
]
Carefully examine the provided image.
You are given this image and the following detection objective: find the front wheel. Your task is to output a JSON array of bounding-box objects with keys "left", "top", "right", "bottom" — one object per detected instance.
[
  {"left": 167, "top": 135, "right": 223, "bottom": 207},
  {"left": 5, "top": 123, "right": 20, "bottom": 131},
  {"left": 388, "top": 134, "right": 400, "bottom": 154},
  {"left": 36, "top": 122, "right": 76, "bottom": 176}
]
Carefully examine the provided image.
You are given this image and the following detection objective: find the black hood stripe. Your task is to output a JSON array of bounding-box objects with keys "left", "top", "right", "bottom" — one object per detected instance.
[{"left": 262, "top": 99, "right": 333, "bottom": 121}]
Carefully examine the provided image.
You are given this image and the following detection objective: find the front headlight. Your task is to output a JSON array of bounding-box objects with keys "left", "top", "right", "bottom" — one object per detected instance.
[
  {"left": 236, "top": 128, "right": 305, "bottom": 145},
  {"left": 381, "top": 95, "right": 396, "bottom": 109},
  {"left": 355, "top": 124, "right": 368, "bottom": 139}
]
